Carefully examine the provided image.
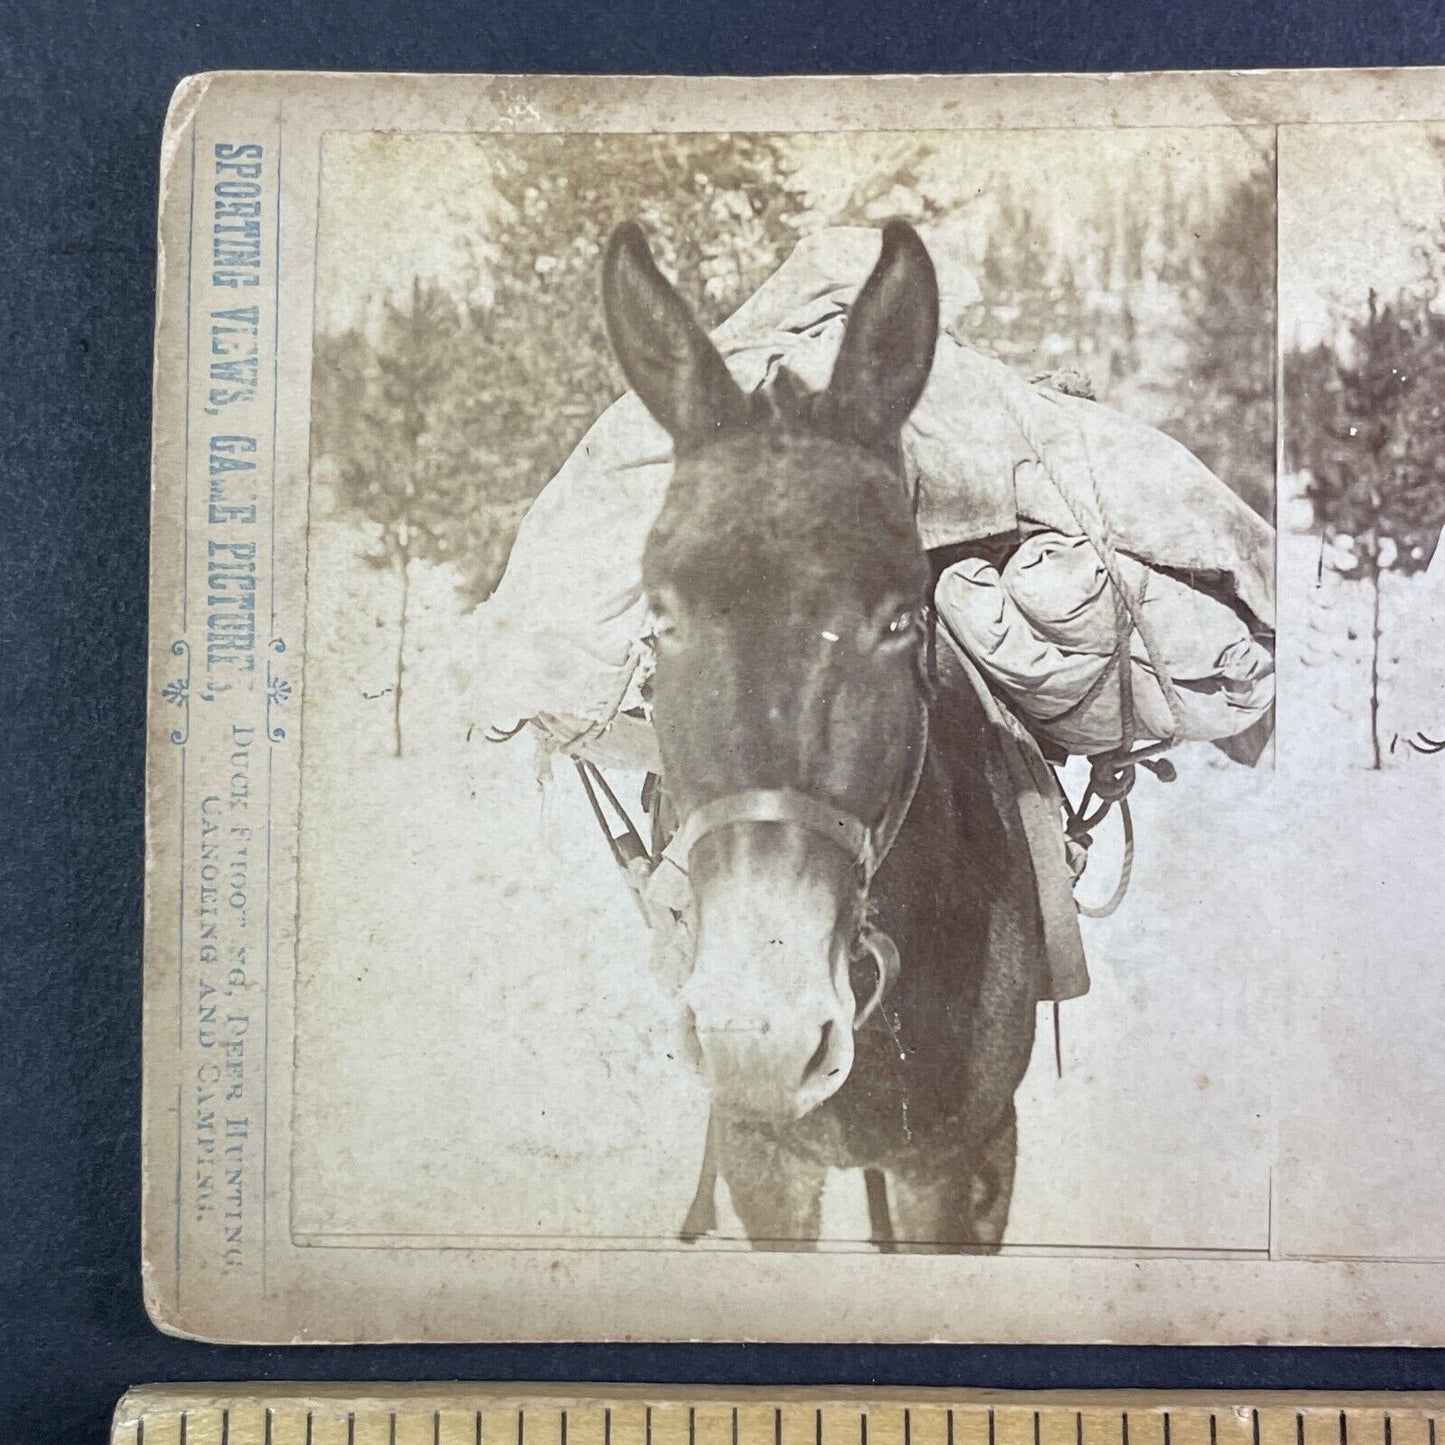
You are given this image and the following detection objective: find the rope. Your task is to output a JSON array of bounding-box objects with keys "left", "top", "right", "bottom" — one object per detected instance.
[
  {"left": 993, "top": 384, "right": 1203, "bottom": 922},
  {"left": 1112, "top": 582, "right": 1137, "bottom": 756},
  {"left": 1072, "top": 794, "right": 1135, "bottom": 919},
  {"left": 999, "top": 387, "right": 1190, "bottom": 743}
]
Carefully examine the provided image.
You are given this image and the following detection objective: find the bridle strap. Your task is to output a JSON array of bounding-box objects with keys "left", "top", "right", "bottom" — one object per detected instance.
[
  {"left": 670, "top": 787, "right": 872, "bottom": 873},
  {"left": 868, "top": 710, "right": 928, "bottom": 883},
  {"left": 670, "top": 708, "right": 929, "bottom": 889},
  {"left": 667, "top": 723, "right": 925, "bottom": 1032}
]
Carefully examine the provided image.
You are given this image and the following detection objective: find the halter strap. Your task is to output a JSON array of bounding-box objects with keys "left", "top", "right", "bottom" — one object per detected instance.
[
  {"left": 669, "top": 711, "right": 929, "bottom": 888},
  {"left": 671, "top": 788, "right": 872, "bottom": 872}
]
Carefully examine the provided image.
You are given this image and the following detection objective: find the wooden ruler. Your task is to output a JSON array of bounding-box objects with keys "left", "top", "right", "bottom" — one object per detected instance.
[{"left": 111, "top": 1388, "right": 1445, "bottom": 1445}]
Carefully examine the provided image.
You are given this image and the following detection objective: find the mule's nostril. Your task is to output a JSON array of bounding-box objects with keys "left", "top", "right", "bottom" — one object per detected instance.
[{"left": 802, "top": 1020, "right": 835, "bottom": 1084}]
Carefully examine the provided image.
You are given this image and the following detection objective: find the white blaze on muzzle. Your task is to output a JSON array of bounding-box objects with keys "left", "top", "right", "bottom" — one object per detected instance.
[
  {"left": 662, "top": 712, "right": 927, "bottom": 1119},
  {"left": 681, "top": 825, "right": 858, "bottom": 1120}
]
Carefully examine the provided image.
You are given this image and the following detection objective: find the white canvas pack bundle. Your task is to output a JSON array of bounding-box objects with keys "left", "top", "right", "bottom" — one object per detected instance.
[
  {"left": 464, "top": 226, "right": 1276, "bottom": 769},
  {"left": 936, "top": 534, "right": 1275, "bottom": 759}
]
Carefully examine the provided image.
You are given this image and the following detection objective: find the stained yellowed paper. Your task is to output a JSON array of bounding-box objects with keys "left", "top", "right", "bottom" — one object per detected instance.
[{"left": 145, "top": 69, "right": 1445, "bottom": 1343}]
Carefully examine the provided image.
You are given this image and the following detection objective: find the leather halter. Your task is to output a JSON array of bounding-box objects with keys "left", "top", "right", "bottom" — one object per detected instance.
[
  {"left": 668, "top": 707, "right": 929, "bottom": 1029},
  {"left": 672, "top": 788, "right": 873, "bottom": 879}
]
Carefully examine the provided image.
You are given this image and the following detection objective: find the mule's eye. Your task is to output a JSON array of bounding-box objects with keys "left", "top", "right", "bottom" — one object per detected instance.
[
  {"left": 880, "top": 605, "right": 919, "bottom": 645},
  {"left": 647, "top": 591, "right": 682, "bottom": 647}
]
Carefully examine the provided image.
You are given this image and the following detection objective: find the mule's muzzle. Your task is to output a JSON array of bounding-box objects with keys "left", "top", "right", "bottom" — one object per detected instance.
[
  {"left": 686, "top": 988, "right": 856, "bottom": 1122},
  {"left": 681, "top": 823, "right": 861, "bottom": 1121}
]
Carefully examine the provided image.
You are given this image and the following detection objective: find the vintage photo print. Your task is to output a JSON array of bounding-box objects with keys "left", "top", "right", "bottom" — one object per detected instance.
[{"left": 144, "top": 71, "right": 1445, "bottom": 1343}]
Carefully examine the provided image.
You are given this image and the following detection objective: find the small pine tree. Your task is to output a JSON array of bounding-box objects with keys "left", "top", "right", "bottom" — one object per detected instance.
[
  {"left": 313, "top": 277, "right": 464, "bottom": 757},
  {"left": 1288, "top": 290, "right": 1445, "bottom": 767}
]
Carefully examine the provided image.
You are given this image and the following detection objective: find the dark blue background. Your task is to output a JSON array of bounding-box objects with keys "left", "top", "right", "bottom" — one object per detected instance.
[{"left": 5, "top": 1, "right": 1445, "bottom": 1441}]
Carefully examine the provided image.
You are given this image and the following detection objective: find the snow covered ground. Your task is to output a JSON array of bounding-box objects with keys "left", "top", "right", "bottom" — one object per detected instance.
[{"left": 290, "top": 516, "right": 1445, "bottom": 1258}]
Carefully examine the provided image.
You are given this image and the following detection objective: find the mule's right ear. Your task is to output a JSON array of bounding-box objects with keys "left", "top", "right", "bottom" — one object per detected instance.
[
  {"left": 818, "top": 220, "right": 939, "bottom": 453},
  {"left": 602, "top": 223, "right": 752, "bottom": 452}
]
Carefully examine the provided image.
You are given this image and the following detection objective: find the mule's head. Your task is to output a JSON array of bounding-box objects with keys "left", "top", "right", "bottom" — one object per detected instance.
[{"left": 603, "top": 221, "right": 939, "bottom": 1121}]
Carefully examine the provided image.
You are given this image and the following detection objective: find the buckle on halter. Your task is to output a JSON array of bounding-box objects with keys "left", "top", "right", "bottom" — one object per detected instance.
[{"left": 852, "top": 924, "right": 901, "bottom": 1030}]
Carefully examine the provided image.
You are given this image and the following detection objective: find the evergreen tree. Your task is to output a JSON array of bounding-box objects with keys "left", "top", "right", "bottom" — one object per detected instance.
[
  {"left": 312, "top": 277, "right": 465, "bottom": 757},
  {"left": 1287, "top": 290, "right": 1445, "bottom": 767}
]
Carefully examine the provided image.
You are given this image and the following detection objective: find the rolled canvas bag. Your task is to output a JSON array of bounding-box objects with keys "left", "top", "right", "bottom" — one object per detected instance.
[{"left": 935, "top": 533, "right": 1276, "bottom": 758}]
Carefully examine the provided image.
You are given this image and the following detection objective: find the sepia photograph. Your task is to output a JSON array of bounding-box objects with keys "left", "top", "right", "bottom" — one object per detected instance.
[
  {"left": 141, "top": 71, "right": 1445, "bottom": 1343},
  {"left": 297, "top": 123, "right": 1277, "bottom": 1256}
]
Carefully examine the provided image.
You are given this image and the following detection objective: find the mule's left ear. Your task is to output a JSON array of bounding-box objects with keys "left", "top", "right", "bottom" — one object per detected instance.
[
  {"left": 820, "top": 220, "right": 939, "bottom": 451},
  {"left": 602, "top": 222, "right": 753, "bottom": 452}
]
